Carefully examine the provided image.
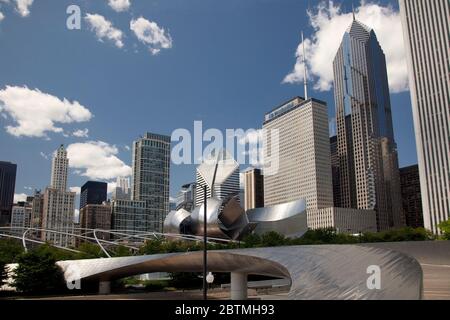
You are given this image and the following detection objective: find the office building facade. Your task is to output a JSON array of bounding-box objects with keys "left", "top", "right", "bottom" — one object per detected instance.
[
  {"left": 263, "top": 97, "right": 334, "bottom": 209},
  {"left": 112, "top": 176, "right": 131, "bottom": 201},
  {"left": 400, "top": 165, "right": 424, "bottom": 229},
  {"left": 131, "top": 133, "right": 171, "bottom": 232},
  {"left": 79, "top": 202, "right": 112, "bottom": 241},
  {"left": 42, "top": 145, "right": 75, "bottom": 247},
  {"left": 333, "top": 18, "right": 404, "bottom": 231},
  {"left": 195, "top": 149, "right": 240, "bottom": 207},
  {"left": 0, "top": 161, "right": 17, "bottom": 226},
  {"left": 176, "top": 182, "right": 196, "bottom": 212},
  {"left": 243, "top": 168, "right": 264, "bottom": 211},
  {"left": 80, "top": 181, "right": 107, "bottom": 209},
  {"left": 399, "top": 0, "right": 449, "bottom": 233},
  {"left": 330, "top": 136, "right": 341, "bottom": 207}
]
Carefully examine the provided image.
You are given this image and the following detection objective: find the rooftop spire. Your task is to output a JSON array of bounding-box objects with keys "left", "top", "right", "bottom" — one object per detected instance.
[
  {"left": 352, "top": 3, "right": 356, "bottom": 21},
  {"left": 302, "top": 31, "right": 308, "bottom": 100}
]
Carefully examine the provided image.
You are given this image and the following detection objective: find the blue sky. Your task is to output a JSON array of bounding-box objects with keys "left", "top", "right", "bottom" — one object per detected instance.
[{"left": 0, "top": 0, "right": 417, "bottom": 207}]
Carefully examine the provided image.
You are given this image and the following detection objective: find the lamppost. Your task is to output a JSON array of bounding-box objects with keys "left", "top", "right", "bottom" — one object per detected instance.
[{"left": 203, "top": 185, "right": 208, "bottom": 300}]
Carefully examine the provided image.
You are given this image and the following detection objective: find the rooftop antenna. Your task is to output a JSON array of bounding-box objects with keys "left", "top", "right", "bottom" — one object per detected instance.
[
  {"left": 352, "top": 2, "right": 356, "bottom": 21},
  {"left": 301, "top": 31, "right": 308, "bottom": 100}
]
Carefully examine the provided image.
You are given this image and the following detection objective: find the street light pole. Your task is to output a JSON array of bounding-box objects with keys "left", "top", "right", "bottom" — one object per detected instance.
[{"left": 203, "top": 185, "right": 208, "bottom": 300}]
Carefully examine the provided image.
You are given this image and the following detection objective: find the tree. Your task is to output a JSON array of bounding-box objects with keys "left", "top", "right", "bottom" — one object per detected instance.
[
  {"left": 75, "top": 242, "right": 106, "bottom": 259},
  {"left": 438, "top": 219, "right": 450, "bottom": 240},
  {"left": 0, "top": 239, "right": 24, "bottom": 264},
  {"left": 13, "top": 244, "right": 66, "bottom": 294},
  {"left": 0, "top": 259, "right": 7, "bottom": 287}
]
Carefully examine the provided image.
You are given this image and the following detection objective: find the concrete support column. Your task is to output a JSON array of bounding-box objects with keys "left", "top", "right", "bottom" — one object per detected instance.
[
  {"left": 99, "top": 281, "right": 111, "bottom": 295},
  {"left": 230, "top": 272, "right": 247, "bottom": 300}
]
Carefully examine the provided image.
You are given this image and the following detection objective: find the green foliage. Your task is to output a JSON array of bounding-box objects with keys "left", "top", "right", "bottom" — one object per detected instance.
[
  {"left": 112, "top": 245, "right": 133, "bottom": 257},
  {"left": 438, "top": 220, "right": 450, "bottom": 240},
  {"left": 13, "top": 244, "right": 66, "bottom": 294},
  {"left": 0, "top": 260, "right": 7, "bottom": 287},
  {"left": 75, "top": 242, "right": 106, "bottom": 259},
  {"left": 0, "top": 239, "right": 25, "bottom": 263},
  {"left": 361, "top": 227, "right": 434, "bottom": 243}
]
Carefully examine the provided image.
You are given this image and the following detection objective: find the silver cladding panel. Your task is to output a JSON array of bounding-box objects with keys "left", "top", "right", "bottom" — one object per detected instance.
[
  {"left": 58, "top": 243, "right": 423, "bottom": 300},
  {"left": 246, "top": 199, "right": 308, "bottom": 238},
  {"left": 163, "top": 209, "right": 191, "bottom": 234}
]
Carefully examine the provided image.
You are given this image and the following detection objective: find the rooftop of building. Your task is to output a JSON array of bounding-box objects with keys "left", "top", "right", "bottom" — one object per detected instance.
[{"left": 264, "top": 96, "right": 327, "bottom": 125}]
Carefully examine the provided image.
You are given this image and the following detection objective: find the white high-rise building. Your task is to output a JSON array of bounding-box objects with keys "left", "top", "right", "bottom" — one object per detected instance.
[
  {"left": 263, "top": 97, "right": 334, "bottom": 210},
  {"left": 195, "top": 149, "right": 240, "bottom": 207},
  {"left": 112, "top": 176, "right": 131, "bottom": 200},
  {"left": 399, "top": 0, "right": 450, "bottom": 234},
  {"left": 50, "top": 145, "right": 69, "bottom": 191},
  {"left": 42, "top": 145, "right": 75, "bottom": 247}
]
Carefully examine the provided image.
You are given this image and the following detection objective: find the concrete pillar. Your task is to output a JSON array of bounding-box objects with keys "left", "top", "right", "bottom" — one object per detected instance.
[
  {"left": 99, "top": 281, "right": 111, "bottom": 295},
  {"left": 230, "top": 272, "right": 247, "bottom": 300}
]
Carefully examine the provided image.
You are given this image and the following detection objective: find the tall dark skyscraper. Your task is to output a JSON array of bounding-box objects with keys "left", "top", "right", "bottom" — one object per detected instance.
[
  {"left": 400, "top": 165, "right": 424, "bottom": 229},
  {"left": 0, "top": 161, "right": 17, "bottom": 226},
  {"left": 333, "top": 17, "right": 404, "bottom": 231},
  {"left": 132, "top": 132, "right": 171, "bottom": 232},
  {"left": 80, "top": 181, "right": 108, "bottom": 209},
  {"left": 330, "top": 136, "right": 341, "bottom": 208}
]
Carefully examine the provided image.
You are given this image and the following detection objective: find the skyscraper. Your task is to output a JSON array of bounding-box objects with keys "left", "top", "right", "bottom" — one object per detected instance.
[
  {"left": 400, "top": 165, "right": 424, "bottom": 229},
  {"left": 333, "top": 17, "right": 404, "bottom": 231},
  {"left": 42, "top": 145, "right": 75, "bottom": 247},
  {"left": 263, "top": 97, "right": 334, "bottom": 210},
  {"left": 131, "top": 133, "right": 171, "bottom": 232},
  {"left": 330, "top": 136, "right": 341, "bottom": 208},
  {"left": 112, "top": 176, "right": 131, "bottom": 201},
  {"left": 399, "top": 0, "right": 449, "bottom": 234},
  {"left": 0, "top": 161, "right": 17, "bottom": 226},
  {"left": 80, "top": 181, "right": 107, "bottom": 209},
  {"left": 243, "top": 168, "right": 264, "bottom": 211},
  {"left": 79, "top": 202, "right": 112, "bottom": 242},
  {"left": 195, "top": 149, "right": 240, "bottom": 207},
  {"left": 176, "top": 182, "right": 196, "bottom": 212}
]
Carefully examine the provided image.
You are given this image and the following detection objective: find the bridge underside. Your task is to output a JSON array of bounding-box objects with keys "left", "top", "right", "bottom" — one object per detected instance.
[{"left": 57, "top": 243, "right": 431, "bottom": 300}]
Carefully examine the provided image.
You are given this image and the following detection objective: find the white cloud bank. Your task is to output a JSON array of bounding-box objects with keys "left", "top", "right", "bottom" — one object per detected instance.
[
  {"left": 0, "top": 11, "right": 4, "bottom": 22},
  {"left": 130, "top": 17, "right": 173, "bottom": 55},
  {"left": 283, "top": 1, "right": 408, "bottom": 93},
  {"left": 85, "top": 13, "right": 124, "bottom": 48},
  {"left": 108, "top": 0, "right": 131, "bottom": 12},
  {"left": 67, "top": 141, "right": 132, "bottom": 181},
  {"left": 0, "top": 86, "right": 92, "bottom": 138}
]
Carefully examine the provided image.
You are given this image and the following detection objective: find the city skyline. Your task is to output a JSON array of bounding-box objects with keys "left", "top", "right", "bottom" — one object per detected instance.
[{"left": 0, "top": 0, "right": 418, "bottom": 211}]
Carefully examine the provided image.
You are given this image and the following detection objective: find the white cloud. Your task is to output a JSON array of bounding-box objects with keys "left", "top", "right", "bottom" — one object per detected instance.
[
  {"left": 0, "top": 11, "right": 4, "bottom": 22},
  {"left": 283, "top": 1, "right": 408, "bottom": 93},
  {"left": 70, "top": 187, "right": 81, "bottom": 195},
  {"left": 14, "top": 193, "right": 27, "bottom": 203},
  {"left": 124, "top": 145, "right": 131, "bottom": 151},
  {"left": 67, "top": 141, "right": 132, "bottom": 180},
  {"left": 130, "top": 17, "right": 172, "bottom": 55},
  {"left": 85, "top": 13, "right": 124, "bottom": 48},
  {"left": 107, "top": 181, "right": 117, "bottom": 195},
  {"left": 14, "top": 0, "right": 33, "bottom": 17},
  {"left": 0, "top": 86, "right": 92, "bottom": 138},
  {"left": 108, "top": 0, "right": 130, "bottom": 12},
  {"left": 73, "top": 128, "right": 89, "bottom": 138}
]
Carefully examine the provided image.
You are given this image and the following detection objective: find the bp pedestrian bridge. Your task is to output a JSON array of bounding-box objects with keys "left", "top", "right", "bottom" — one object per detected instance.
[{"left": 57, "top": 241, "right": 450, "bottom": 300}]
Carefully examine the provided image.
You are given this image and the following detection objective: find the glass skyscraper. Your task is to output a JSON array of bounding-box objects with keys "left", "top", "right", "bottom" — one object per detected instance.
[
  {"left": 0, "top": 161, "right": 17, "bottom": 226},
  {"left": 131, "top": 132, "right": 171, "bottom": 232},
  {"left": 333, "top": 18, "right": 404, "bottom": 231}
]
